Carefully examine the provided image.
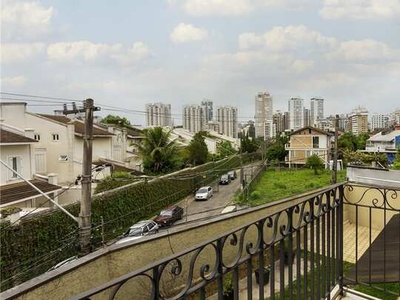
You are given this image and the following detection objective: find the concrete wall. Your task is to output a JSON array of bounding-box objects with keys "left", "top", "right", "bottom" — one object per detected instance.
[
  {"left": 345, "top": 166, "right": 400, "bottom": 231},
  {"left": 0, "top": 145, "right": 33, "bottom": 185},
  {"left": 347, "top": 165, "right": 400, "bottom": 189}
]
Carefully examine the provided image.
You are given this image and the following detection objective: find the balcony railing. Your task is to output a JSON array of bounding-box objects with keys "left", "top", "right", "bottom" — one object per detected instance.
[{"left": 71, "top": 183, "right": 399, "bottom": 300}]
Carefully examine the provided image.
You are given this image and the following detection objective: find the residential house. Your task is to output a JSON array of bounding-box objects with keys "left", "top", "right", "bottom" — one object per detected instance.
[
  {"left": 0, "top": 102, "right": 137, "bottom": 184},
  {"left": 285, "top": 126, "right": 333, "bottom": 167},
  {"left": 0, "top": 123, "right": 61, "bottom": 209},
  {"left": 364, "top": 126, "right": 400, "bottom": 163}
]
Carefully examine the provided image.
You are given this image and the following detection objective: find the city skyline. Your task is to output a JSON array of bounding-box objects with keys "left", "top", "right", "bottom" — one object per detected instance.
[{"left": 1, "top": 0, "right": 400, "bottom": 126}]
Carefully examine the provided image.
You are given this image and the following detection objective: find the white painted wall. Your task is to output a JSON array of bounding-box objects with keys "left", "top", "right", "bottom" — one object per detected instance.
[{"left": 0, "top": 144, "right": 33, "bottom": 185}]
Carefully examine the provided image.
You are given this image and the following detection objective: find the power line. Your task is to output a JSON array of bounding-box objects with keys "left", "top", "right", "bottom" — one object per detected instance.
[{"left": 0, "top": 91, "right": 81, "bottom": 102}]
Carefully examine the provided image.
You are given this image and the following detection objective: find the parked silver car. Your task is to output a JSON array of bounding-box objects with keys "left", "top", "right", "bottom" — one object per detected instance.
[
  {"left": 116, "top": 220, "right": 159, "bottom": 244},
  {"left": 195, "top": 186, "right": 213, "bottom": 201}
]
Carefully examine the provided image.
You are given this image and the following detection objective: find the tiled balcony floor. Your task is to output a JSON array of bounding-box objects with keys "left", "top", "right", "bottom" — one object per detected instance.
[{"left": 342, "top": 222, "right": 380, "bottom": 264}]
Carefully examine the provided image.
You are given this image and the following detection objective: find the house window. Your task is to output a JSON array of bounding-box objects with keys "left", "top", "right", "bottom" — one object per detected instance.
[
  {"left": 34, "top": 134, "right": 41, "bottom": 141},
  {"left": 52, "top": 133, "right": 60, "bottom": 141},
  {"left": 8, "top": 156, "right": 21, "bottom": 179},
  {"left": 313, "top": 136, "right": 319, "bottom": 149}
]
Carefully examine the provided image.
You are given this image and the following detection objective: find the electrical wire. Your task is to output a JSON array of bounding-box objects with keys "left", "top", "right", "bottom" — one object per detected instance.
[
  {"left": 0, "top": 91, "right": 81, "bottom": 102},
  {"left": 0, "top": 180, "right": 79, "bottom": 232}
]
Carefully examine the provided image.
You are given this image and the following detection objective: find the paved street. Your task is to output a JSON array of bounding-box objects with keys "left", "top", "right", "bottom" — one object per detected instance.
[{"left": 174, "top": 162, "right": 262, "bottom": 225}]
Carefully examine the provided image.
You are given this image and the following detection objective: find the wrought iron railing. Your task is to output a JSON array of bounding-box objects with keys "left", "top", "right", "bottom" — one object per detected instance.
[
  {"left": 71, "top": 184, "right": 345, "bottom": 300},
  {"left": 342, "top": 184, "right": 400, "bottom": 299}
]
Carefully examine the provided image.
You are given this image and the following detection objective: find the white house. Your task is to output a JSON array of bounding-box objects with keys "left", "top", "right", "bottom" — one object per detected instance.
[
  {"left": 364, "top": 126, "right": 400, "bottom": 163},
  {"left": 0, "top": 102, "right": 139, "bottom": 184},
  {"left": 0, "top": 123, "right": 62, "bottom": 209}
]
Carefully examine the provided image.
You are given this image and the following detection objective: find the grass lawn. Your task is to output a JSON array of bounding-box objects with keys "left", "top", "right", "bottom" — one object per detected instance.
[{"left": 238, "top": 168, "right": 346, "bottom": 206}]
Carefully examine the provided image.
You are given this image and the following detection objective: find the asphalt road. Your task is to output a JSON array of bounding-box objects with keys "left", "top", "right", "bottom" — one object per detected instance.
[{"left": 174, "top": 162, "right": 262, "bottom": 225}]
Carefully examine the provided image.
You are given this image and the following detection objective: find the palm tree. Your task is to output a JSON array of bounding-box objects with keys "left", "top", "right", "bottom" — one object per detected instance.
[{"left": 133, "top": 127, "right": 180, "bottom": 174}]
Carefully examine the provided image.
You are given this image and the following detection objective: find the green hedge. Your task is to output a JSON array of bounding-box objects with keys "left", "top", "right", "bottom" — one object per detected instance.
[{"left": 0, "top": 153, "right": 259, "bottom": 291}]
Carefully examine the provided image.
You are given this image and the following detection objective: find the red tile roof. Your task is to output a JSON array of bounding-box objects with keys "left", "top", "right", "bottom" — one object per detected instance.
[
  {"left": 0, "top": 129, "right": 37, "bottom": 144},
  {"left": 0, "top": 179, "right": 62, "bottom": 206},
  {"left": 39, "top": 114, "right": 113, "bottom": 136}
]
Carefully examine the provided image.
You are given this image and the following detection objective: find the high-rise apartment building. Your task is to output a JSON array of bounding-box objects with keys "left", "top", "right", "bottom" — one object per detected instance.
[
  {"left": 216, "top": 106, "right": 238, "bottom": 138},
  {"left": 145, "top": 102, "right": 172, "bottom": 127},
  {"left": 304, "top": 108, "right": 311, "bottom": 127},
  {"left": 201, "top": 100, "right": 213, "bottom": 123},
  {"left": 371, "top": 114, "right": 390, "bottom": 131},
  {"left": 183, "top": 105, "right": 207, "bottom": 133},
  {"left": 392, "top": 109, "right": 400, "bottom": 125},
  {"left": 273, "top": 111, "right": 286, "bottom": 134},
  {"left": 288, "top": 97, "right": 304, "bottom": 130},
  {"left": 254, "top": 92, "right": 274, "bottom": 139},
  {"left": 310, "top": 98, "right": 324, "bottom": 126},
  {"left": 347, "top": 107, "right": 369, "bottom": 135}
]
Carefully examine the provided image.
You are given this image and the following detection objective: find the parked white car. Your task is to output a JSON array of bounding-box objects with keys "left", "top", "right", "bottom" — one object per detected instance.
[
  {"left": 116, "top": 220, "right": 159, "bottom": 244},
  {"left": 195, "top": 186, "right": 213, "bottom": 201}
]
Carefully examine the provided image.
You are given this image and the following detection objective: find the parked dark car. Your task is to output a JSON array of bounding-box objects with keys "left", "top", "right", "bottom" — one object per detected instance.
[
  {"left": 219, "top": 174, "right": 231, "bottom": 185},
  {"left": 228, "top": 170, "right": 237, "bottom": 180},
  {"left": 154, "top": 205, "right": 184, "bottom": 226}
]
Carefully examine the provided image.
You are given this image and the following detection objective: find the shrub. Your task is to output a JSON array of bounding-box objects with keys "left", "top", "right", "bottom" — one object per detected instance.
[{"left": 250, "top": 191, "right": 261, "bottom": 200}]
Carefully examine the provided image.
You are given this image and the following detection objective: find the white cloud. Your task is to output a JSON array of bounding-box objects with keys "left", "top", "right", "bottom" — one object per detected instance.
[
  {"left": 238, "top": 25, "right": 337, "bottom": 52},
  {"left": 290, "top": 59, "right": 315, "bottom": 73},
  {"left": 0, "top": 76, "right": 28, "bottom": 87},
  {"left": 1, "top": 43, "right": 45, "bottom": 63},
  {"left": 47, "top": 40, "right": 151, "bottom": 64},
  {"left": 1, "top": 0, "right": 54, "bottom": 40},
  {"left": 111, "top": 42, "right": 152, "bottom": 64},
  {"left": 179, "top": 0, "right": 253, "bottom": 16},
  {"left": 327, "top": 39, "right": 398, "bottom": 61},
  {"left": 319, "top": 0, "right": 400, "bottom": 20},
  {"left": 167, "top": 0, "right": 313, "bottom": 16},
  {"left": 297, "top": 72, "right": 359, "bottom": 89},
  {"left": 170, "top": 23, "right": 208, "bottom": 43}
]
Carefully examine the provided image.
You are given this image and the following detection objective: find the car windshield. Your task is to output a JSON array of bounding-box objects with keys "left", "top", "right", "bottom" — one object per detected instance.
[
  {"left": 197, "top": 188, "right": 208, "bottom": 193},
  {"left": 160, "top": 210, "right": 173, "bottom": 216},
  {"left": 221, "top": 175, "right": 228, "bottom": 179}
]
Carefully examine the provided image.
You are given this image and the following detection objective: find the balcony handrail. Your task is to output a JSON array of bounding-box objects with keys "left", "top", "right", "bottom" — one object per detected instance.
[{"left": 71, "top": 183, "right": 345, "bottom": 300}]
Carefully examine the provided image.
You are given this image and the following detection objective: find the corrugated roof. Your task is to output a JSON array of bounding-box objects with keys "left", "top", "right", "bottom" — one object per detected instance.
[
  {"left": 0, "top": 129, "right": 37, "bottom": 144},
  {"left": 368, "top": 130, "right": 400, "bottom": 142},
  {"left": 0, "top": 179, "right": 62, "bottom": 206}
]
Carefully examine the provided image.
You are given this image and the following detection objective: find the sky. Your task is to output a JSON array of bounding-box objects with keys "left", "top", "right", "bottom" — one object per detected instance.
[{"left": 1, "top": 0, "right": 400, "bottom": 126}]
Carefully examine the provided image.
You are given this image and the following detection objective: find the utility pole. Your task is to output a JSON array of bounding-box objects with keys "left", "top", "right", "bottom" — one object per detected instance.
[
  {"left": 331, "top": 114, "right": 339, "bottom": 184},
  {"left": 62, "top": 99, "right": 100, "bottom": 255},
  {"left": 80, "top": 99, "right": 100, "bottom": 255}
]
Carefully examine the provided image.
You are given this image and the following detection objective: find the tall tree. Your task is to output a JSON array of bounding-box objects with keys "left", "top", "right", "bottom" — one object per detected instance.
[
  {"left": 218, "top": 141, "right": 237, "bottom": 157},
  {"left": 264, "top": 136, "right": 289, "bottom": 162},
  {"left": 101, "top": 114, "right": 131, "bottom": 127},
  {"left": 133, "top": 127, "right": 181, "bottom": 174},
  {"left": 240, "top": 134, "right": 259, "bottom": 153},
  {"left": 187, "top": 132, "right": 209, "bottom": 166}
]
